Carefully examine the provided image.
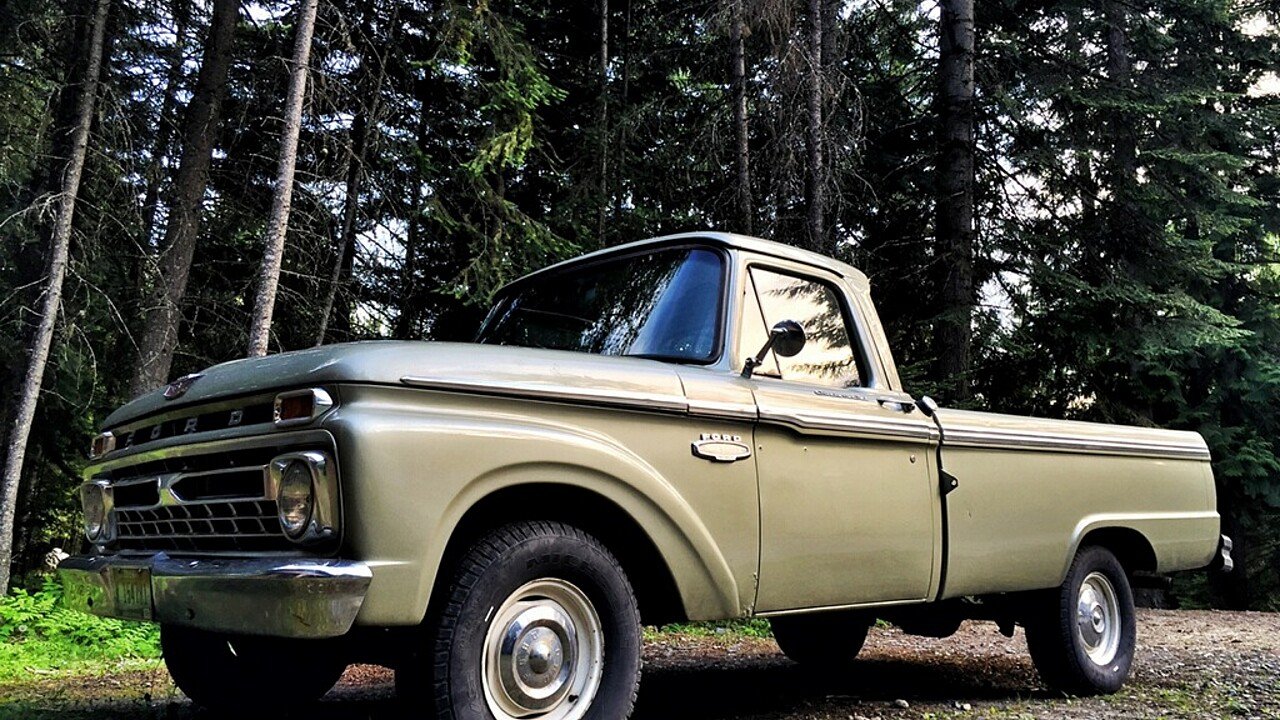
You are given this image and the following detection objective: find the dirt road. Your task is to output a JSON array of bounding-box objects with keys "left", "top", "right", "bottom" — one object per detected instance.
[{"left": 4, "top": 609, "right": 1277, "bottom": 719}]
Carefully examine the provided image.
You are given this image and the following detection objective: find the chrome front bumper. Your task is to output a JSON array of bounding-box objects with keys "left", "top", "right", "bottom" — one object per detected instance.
[{"left": 58, "top": 553, "right": 372, "bottom": 638}]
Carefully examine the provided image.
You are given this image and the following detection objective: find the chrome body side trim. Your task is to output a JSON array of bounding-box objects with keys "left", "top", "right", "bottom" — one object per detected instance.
[
  {"left": 400, "top": 375, "right": 689, "bottom": 414},
  {"left": 58, "top": 553, "right": 371, "bottom": 638},
  {"left": 757, "top": 407, "right": 938, "bottom": 443},
  {"left": 941, "top": 425, "right": 1212, "bottom": 461},
  {"left": 686, "top": 398, "right": 758, "bottom": 421},
  {"left": 404, "top": 372, "right": 1204, "bottom": 461}
]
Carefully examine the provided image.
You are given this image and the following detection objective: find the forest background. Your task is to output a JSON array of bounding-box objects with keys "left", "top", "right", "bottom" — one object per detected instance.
[{"left": 0, "top": 0, "right": 1277, "bottom": 609}]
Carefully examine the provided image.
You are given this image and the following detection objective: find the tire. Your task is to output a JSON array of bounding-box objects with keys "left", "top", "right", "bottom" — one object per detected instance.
[
  {"left": 160, "top": 624, "right": 347, "bottom": 710},
  {"left": 1025, "top": 545, "right": 1137, "bottom": 695},
  {"left": 770, "top": 611, "right": 871, "bottom": 667},
  {"left": 413, "top": 521, "right": 642, "bottom": 720}
]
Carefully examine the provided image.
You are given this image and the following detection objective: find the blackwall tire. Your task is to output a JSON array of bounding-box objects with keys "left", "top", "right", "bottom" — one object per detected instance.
[
  {"left": 770, "top": 611, "right": 871, "bottom": 667},
  {"left": 1025, "top": 545, "right": 1137, "bottom": 695},
  {"left": 427, "top": 521, "right": 642, "bottom": 720},
  {"left": 160, "top": 624, "right": 347, "bottom": 710}
]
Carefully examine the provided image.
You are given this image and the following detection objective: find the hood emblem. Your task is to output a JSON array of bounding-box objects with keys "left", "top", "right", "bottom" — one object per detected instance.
[{"left": 163, "top": 373, "right": 204, "bottom": 400}]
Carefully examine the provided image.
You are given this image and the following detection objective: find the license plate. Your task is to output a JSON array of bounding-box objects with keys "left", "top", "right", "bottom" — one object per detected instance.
[{"left": 109, "top": 566, "right": 153, "bottom": 621}]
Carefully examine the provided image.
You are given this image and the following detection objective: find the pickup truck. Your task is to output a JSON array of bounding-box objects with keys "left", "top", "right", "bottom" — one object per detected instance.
[{"left": 61, "top": 232, "right": 1230, "bottom": 718}]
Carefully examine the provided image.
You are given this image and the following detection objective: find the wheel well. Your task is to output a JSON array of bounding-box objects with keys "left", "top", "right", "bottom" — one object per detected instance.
[
  {"left": 1079, "top": 527, "right": 1157, "bottom": 575},
  {"left": 431, "top": 483, "right": 688, "bottom": 627}
]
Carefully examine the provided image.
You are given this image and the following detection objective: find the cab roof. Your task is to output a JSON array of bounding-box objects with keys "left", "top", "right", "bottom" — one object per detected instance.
[{"left": 512, "top": 231, "right": 872, "bottom": 293}]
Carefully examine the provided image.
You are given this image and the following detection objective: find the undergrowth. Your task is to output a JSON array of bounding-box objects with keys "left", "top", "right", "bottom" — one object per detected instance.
[
  {"left": 0, "top": 577, "right": 160, "bottom": 683},
  {"left": 647, "top": 617, "right": 774, "bottom": 639}
]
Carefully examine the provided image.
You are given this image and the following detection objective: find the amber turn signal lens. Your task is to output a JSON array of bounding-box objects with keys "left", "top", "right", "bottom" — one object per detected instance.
[
  {"left": 275, "top": 393, "right": 314, "bottom": 423},
  {"left": 89, "top": 432, "right": 116, "bottom": 459},
  {"left": 273, "top": 388, "right": 333, "bottom": 426}
]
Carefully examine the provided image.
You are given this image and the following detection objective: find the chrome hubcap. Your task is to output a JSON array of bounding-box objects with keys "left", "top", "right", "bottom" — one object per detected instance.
[
  {"left": 483, "top": 579, "right": 604, "bottom": 720},
  {"left": 1076, "top": 572, "right": 1121, "bottom": 666}
]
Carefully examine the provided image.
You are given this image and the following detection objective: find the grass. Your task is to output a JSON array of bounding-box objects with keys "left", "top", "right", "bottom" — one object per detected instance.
[
  {"left": 0, "top": 577, "right": 160, "bottom": 684},
  {"left": 644, "top": 617, "right": 774, "bottom": 640},
  {"left": 2, "top": 579, "right": 773, "bottom": 684}
]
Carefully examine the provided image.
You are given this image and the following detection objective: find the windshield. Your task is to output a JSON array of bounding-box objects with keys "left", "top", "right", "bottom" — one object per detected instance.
[{"left": 477, "top": 247, "right": 725, "bottom": 363}]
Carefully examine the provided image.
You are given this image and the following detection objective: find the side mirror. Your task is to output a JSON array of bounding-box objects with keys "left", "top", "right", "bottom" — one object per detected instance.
[
  {"left": 916, "top": 395, "right": 938, "bottom": 417},
  {"left": 742, "top": 320, "right": 807, "bottom": 378}
]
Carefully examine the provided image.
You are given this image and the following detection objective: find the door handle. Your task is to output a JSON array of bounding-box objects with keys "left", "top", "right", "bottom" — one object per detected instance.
[{"left": 877, "top": 398, "right": 916, "bottom": 413}]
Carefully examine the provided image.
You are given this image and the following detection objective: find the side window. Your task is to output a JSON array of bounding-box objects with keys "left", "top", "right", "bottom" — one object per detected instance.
[{"left": 746, "top": 267, "right": 862, "bottom": 387}]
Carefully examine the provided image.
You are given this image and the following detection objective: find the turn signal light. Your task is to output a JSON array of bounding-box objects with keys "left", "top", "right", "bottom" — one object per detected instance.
[
  {"left": 89, "top": 432, "right": 116, "bottom": 459},
  {"left": 273, "top": 388, "right": 334, "bottom": 426}
]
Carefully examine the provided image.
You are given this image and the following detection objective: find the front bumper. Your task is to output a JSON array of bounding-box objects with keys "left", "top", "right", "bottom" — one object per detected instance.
[{"left": 59, "top": 553, "right": 372, "bottom": 638}]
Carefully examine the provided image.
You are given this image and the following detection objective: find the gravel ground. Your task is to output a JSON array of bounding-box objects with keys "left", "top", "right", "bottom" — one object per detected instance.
[{"left": 3, "top": 609, "right": 1276, "bottom": 719}]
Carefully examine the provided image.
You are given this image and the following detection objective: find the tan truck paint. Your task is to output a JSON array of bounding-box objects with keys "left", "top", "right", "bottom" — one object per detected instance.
[{"left": 80, "top": 232, "right": 1221, "bottom": 629}]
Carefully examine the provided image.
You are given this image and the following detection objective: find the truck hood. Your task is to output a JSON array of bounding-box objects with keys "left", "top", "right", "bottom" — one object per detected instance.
[{"left": 105, "top": 341, "right": 685, "bottom": 429}]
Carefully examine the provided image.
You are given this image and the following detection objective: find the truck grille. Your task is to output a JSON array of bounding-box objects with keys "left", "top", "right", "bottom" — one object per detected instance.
[
  {"left": 115, "top": 500, "right": 288, "bottom": 553},
  {"left": 94, "top": 435, "right": 335, "bottom": 555}
]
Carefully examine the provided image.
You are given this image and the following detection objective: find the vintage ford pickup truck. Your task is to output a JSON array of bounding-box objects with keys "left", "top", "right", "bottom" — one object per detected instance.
[{"left": 62, "top": 232, "right": 1230, "bottom": 717}]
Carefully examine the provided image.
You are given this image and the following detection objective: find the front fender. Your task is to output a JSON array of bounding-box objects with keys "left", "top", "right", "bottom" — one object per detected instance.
[{"left": 324, "top": 384, "right": 746, "bottom": 626}]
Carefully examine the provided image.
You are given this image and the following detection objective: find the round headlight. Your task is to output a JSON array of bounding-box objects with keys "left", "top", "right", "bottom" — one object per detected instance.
[
  {"left": 80, "top": 483, "right": 107, "bottom": 542},
  {"left": 277, "top": 460, "right": 314, "bottom": 538}
]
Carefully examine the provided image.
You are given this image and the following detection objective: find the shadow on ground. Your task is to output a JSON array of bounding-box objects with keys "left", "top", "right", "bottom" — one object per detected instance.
[
  {"left": 635, "top": 655, "right": 1050, "bottom": 718},
  {"left": 1, "top": 652, "right": 1057, "bottom": 720}
]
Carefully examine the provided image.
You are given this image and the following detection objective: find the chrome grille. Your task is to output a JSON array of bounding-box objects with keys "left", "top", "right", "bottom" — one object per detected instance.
[
  {"left": 102, "top": 452, "right": 298, "bottom": 554},
  {"left": 88, "top": 430, "right": 339, "bottom": 556},
  {"left": 115, "top": 499, "right": 287, "bottom": 553}
]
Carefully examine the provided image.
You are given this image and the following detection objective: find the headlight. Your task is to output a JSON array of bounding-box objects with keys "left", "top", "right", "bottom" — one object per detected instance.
[
  {"left": 277, "top": 460, "right": 314, "bottom": 538},
  {"left": 80, "top": 482, "right": 110, "bottom": 543},
  {"left": 267, "top": 451, "right": 338, "bottom": 544}
]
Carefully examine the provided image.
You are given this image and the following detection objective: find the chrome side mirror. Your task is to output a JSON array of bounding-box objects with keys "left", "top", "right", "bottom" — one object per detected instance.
[
  {"left": 916, "top": 395, "right": 939, "bottom": 417},
  {"left": 742, "top": 320, "right": 807, "bottom": 378}
]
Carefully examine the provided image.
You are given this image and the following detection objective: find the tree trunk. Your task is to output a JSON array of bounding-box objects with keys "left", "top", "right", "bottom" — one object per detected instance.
[
  {"left": 130, "top": 0, "right": 239, "bottom": 396},
  {"left": 933, "top": 0, "right": 975, "bottom": 402},
  {"left": 316, "top": 5, "right": 389, "bottom": 346},
  {"left": 803, "top": 0, "right": 824, "bottom": 253},
  {"left": 138, "top": 0, "right": 190, "bottom": 248},
  {"left": 0, "top": 0, "right": 110, "bottom": 595},
  {"left": 246, "top": 0, "right": 320, "bottom": 357},
  {"left": 730, "top": 0, "right": 753, "bottom": 235},
  {"left": 614, "top": 0, "right": 630, "bottom": 224},
  {"left": 316, "top": 111, "right": 365, "bottom": 347},
  {"left": 595, "top": 0, "right": 609, "bottom": 245},
  {"left": 1104, "top": 1, "right": 1136, "bottom": 185}
]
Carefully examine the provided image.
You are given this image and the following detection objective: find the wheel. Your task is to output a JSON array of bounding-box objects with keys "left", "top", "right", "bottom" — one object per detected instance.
[
  {"left": 1025, "top": 545, "right": 1137, "bottom": 695},
  {"left": 160, "top": 624, "right": 347, "bottom": 710},
  {"left": 770, "top": 611, "right": 871, "bottom": 667},
  {"left": 412, "top": 521, "right": 642, "bottom": 720}
]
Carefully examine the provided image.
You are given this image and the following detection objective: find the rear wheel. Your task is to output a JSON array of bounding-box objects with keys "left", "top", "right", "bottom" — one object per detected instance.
[
  {"left": 770, "top": 611, "right": 871, "bottom": 667},
  {"left": 1025, "top": 545, "right": 1136, "bottom": 695},
  {"left": 404, "top": 521, "right": 642, "bottom": 720},
  {"left": 161, "top": 625, "right": 347, "bottom": 710}
]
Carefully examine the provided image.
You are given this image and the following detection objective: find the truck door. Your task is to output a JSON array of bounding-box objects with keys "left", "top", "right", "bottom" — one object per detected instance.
[{"left": 743, "top": 262, "right": 941, "bottom": 613}]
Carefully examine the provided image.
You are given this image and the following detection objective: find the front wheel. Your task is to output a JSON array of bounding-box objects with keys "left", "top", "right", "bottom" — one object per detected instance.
[
  {"left": 1025, "top": 545, "right": 1136, "bottom": 695},
  {"left": 407, "top": 521, "right": 642, "bottom": 720},
  {"left": 160, "top": 625, "right": 347, "bottom": 710}
]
